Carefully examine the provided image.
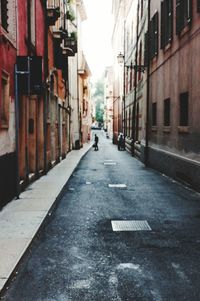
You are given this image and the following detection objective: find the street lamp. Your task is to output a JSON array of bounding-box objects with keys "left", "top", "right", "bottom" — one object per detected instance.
[
  {"left": 117, "top": 52, "right": 146, "bottom": 73},
  {"left": 117, "top": 52, "right": 147, "bottom": 146}
]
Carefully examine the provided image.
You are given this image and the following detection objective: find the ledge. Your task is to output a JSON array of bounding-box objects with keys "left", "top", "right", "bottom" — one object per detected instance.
[
  {"left": 163, "top": 126, "right": 171, "bottom": 133},
  {"left": 151, "top": 126, "right": 158, "bottom": 132},
  {"left": 178, "top": 126, "right": 189, "bottom": 134}
]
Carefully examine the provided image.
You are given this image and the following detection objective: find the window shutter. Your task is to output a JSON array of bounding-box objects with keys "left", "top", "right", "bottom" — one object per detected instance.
[
  {"left": 1, "top": 0, "right": 9, "bottom": 31},
  {"left": 150, "top": 20, "right": 154, "bottom": 59},
  {"left": 198, "top": 0, "right": 200, "bottom": 12},
  {"left": 168, "top": 0, "right": 173, "bottom": 41},
  {"left": 161, "top": 1, "right": 165, "bottom": 49},
  {"left": 144, "top": 32, "right": 148, "bottom": 66},
  {"left": 176, "top": 0, "right": 181, "bottom": 34},
  {"left": 154, "top": 12, "right": 159, "bottom": 55},
  {"left": 187, "top": 0, "right": 192, "bottom": 24}
]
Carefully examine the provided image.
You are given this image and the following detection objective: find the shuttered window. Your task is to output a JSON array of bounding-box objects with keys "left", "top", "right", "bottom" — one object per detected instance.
[
  {"left": 161, "top": 0, "right": 173, "bottom": 48},
  {"left": 144, "top": 32, "right": 148, "bottom": 66},
  {"left": 1, "top": 0, "right": 9, "bottom": 31},
  {"left": 197, "top": 0, "right": 200, "bottom": 12},
  {"left": 176, "top": 0, "right": 192, "bottom": 35},
  {"left": 150, "top": 12, "right": 159, "bottom": 59}
]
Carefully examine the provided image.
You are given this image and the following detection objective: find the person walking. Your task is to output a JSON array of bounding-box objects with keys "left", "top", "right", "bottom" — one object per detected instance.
[
  {"left": 94, "top": 134, "right": 99, "bottom": 151},
  {"left": 118, "top": 133, "right": 125, "bottom": 151}
]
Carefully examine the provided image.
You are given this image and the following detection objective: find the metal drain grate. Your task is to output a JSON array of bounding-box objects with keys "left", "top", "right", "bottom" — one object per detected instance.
[
  {"left": 108, "top": 184, "right": 127, "bottom": 188},
  {"left": 111, "top": 220, "right": 151, "bottom": 231}
]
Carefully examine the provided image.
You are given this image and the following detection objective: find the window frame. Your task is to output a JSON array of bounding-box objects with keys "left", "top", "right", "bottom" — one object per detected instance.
[{"left": 1, "top": 70, "right": 10, "bottom": 128}]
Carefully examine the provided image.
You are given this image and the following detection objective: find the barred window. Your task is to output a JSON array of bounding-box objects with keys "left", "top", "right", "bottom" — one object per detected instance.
[
  {"left": 161, "top": 0, "right": 173, "bottom": 48},
  {"left": 164, "top": 98, "right": 170, "bottom": 126},
  {"left": 152, "top": 102, "right": 157, "bottom": 126},
  {"left": 150, "top": 12, "right": 159, "bottom": 59},
  {"left": 176, "top": 0, "right": 192, "bottom": 35},
  {"left": 180, "top": 92, "right": 189, "bottom": 126},
  {"left": 1, "top": 0, "right": 9, "bottom": 31}
]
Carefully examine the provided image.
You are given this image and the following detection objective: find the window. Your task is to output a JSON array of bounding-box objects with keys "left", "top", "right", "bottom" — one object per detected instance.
[
  {"left": 150, "top": 12, "right": 159, "bottom": 59},
  {"left": 1, "top": 0, "right": 9, "bottom": 31},
  {"left": 180, "top": 92, "right": 189, "bottom": 126},
  {"left": 152, "top": 102, "right": 157, "bottom": 126},
  {"left": 138, "top": 43, "right": 142, "bottom": 81},
  {"left": 141, "top": 0, "right": 144, "bottom": 19},
  {"left": 176, "top": 0, "right": 192, "bottom": 34},
  {"left": 1, "top": 71, "right": 9, "bottom": 127},
  {"left": 161, "top": 0, "right": 173, "bottom": 48},
  {"left": 197, "top": 0, "right": 200, "bottom": 12},
  {"left": 164, "top": 98, "right": 170, "bottom": 126},
  {"left": 144, "top": 32, "right": 148, "bottom": 66}
]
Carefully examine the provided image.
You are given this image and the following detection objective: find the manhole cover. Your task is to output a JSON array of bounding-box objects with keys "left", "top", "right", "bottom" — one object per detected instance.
[{"left": 111, "top": 220, "right": 151, "bottom": 231}]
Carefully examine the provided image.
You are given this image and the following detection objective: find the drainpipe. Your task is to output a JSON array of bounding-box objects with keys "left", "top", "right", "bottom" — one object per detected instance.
[
  {"left": 132, "top": 1, "right": 140, "bottom": 156},
  {"left": 43, "top": 0, "right": 48, "bottom": 174},
  {"left": 145, "top": 0, "right": 151, "bottom": 166},
  {"left": 14, "top": 65, "right": 20, "bottom": 198}
]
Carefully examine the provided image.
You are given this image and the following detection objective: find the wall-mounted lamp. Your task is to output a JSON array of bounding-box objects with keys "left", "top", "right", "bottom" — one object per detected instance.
[{"left": 117, "top": 52, "right": 146, "bottom": 73}]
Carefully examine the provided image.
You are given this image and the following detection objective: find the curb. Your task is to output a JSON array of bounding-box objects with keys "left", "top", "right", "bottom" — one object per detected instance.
[{"left": 0, "top": 144, "right": 92, "bottom": 297}]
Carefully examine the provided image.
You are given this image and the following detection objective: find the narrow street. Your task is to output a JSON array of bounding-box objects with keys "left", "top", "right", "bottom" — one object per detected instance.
[{"left": 2, "top": 131, "right": 200, "bottom": 301}]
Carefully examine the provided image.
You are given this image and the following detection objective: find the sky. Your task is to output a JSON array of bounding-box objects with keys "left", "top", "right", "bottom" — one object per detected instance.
[{"left": 82, "top": 0, "right": 114, "bottom": 82}]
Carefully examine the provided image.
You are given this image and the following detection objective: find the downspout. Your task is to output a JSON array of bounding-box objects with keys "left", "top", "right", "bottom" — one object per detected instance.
[
  {"left": 145, "top": 0, "right": 151, "bottom": 166},
  {"left": 43, "top": 0, "right": 48, "bottom": 174},
  {"left": 14, "top": 65, "right": 20, "bottom": 199},
  {"left": 123, "top": 6, "right": 126, "bottom": 139},
  {"left": 132, "top": 1, "right": 140, "bottom": 156}
]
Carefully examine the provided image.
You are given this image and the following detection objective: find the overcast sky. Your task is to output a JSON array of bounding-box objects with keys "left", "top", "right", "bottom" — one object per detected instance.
[{"left": 82, "top": 0, "right": 113, "bottom": 82}]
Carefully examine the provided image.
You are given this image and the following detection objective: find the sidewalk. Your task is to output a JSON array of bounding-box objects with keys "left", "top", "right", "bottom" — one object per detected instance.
[{"left": 0, "top": 143, "right": 91, "bottom": 294}]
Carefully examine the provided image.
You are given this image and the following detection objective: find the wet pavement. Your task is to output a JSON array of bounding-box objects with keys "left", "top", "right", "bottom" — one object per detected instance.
[{"left": 1, "top": 130, "right": 200, "bottom": 301}]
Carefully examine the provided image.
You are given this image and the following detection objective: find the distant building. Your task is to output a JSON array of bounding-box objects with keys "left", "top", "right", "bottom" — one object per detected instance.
[
  {"left": 78, "top": 52, "right": 92, "bottom": 144},
  {"left": 104, "top": 66, "right": 114, "bottom": 139}
]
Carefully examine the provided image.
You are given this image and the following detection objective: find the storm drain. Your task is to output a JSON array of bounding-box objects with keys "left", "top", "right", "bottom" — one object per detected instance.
[
  {"left": 108, "top": 184, "right": 127, "bottom": 188},
  {"left": 111, "top": 220, "right": 151, "bottom": 231}
]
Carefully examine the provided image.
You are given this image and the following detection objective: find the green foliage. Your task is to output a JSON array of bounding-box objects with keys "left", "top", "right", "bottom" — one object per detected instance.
[{"left": 92, "top": 79, "right": 104, "bottom": 123}]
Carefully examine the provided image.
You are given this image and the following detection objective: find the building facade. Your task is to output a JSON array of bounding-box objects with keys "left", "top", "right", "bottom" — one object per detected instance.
[
  {"left": 112, "top": 0, "right": 200, "bottom": 190},
  {"left": 0, "top": 0, "right": 17, "bottom": 207},
  {"left": 104, "top": 66, "right": 114, "bottom": 139},
  {"left": 0, "top": 0, "right": 91, "bottom": 209},
  {"left": 146, "top": 0, "right": 200, "bottom": 189},
  {"left": 17, "top": 0, "right": 46, "bottom": 190}
]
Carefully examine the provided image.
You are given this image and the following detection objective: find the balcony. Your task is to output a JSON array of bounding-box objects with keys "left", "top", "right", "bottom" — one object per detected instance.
[
  {"left": 47, "top": 0, "right": 60, "bottom": 26},
  {"left": 61, "top": 32, "right": 77, "bottom": 56}
]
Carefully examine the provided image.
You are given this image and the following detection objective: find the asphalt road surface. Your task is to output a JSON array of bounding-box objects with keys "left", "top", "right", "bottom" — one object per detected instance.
[{"left": 1, "top": 130, "right": 200, "bottom": 301}]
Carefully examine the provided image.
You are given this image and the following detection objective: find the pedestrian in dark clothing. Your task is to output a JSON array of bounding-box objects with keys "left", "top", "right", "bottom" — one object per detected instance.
[
  {"left": 94, "top": 134, "right": 99, "bottom": 151},
  {"left": 118, "top": 133, "right": 125, "bottom": 150}
]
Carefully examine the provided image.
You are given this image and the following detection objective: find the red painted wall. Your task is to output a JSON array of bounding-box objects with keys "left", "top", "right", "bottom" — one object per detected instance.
[
  {"left": 17, "top": 1, "right": 28, "bottom": 55},
  {"left": 0, "top": 28, "right": 16, "bottom": 99}
]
